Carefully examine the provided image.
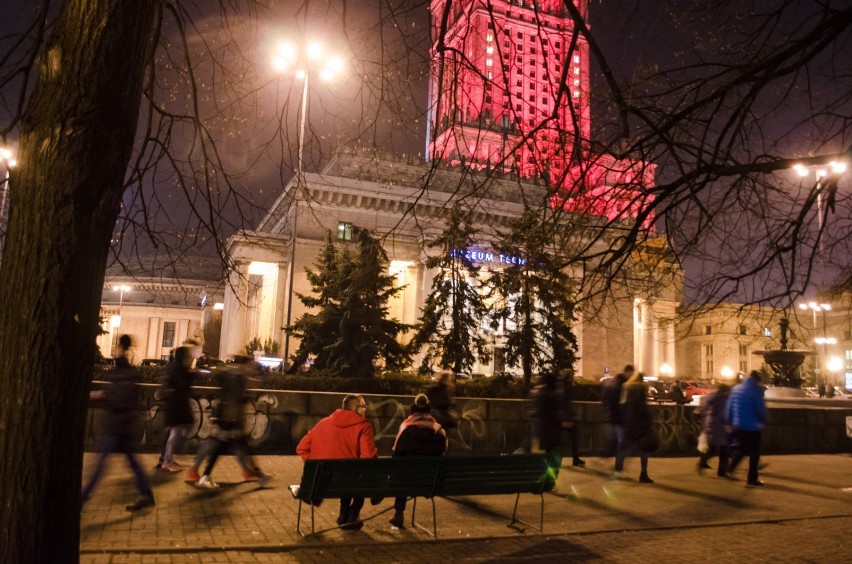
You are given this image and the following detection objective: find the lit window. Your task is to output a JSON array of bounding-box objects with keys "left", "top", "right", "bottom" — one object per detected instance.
[
  {"left": 487, "top": 33, "right": 493, "bottom": 42},
  {"left": 573, "top": 79, "right": 580, "bottom": 86},
  {"left": 573, "top": 55, "right": 580, "bottom": 63},
  {"left": 338, "top": 222, "right": 353, "bottom": 241},
  {"left": 574, "top": 67, "right": 580, "bottom": 75},
  {"left": 487, "top": 71, "right": 492, "bottom": 79},
  {"left": 573, "top": 90, "right": 580, "bottom": 98},
  {"left": 162, "top": 322, "right": 176, "bottom": 348},
  {"left": 486, "top": 58, "right": 493, "bottom": 66},
  {"left": 486, "top": 46, "right": 494, "bottom": 55}
]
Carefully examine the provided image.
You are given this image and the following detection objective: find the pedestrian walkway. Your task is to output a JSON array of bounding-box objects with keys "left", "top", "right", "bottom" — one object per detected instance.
[{"left": 80, "top": 453, "right": 852, "bottom": 562}]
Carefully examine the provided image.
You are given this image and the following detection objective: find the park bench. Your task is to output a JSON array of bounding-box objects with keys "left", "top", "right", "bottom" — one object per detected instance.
[{"left": 291, "top": 454, "right": 561, "bottom": 538}]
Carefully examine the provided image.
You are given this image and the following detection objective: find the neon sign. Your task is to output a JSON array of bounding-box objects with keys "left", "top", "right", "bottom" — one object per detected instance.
[{"left": 450, "top": 249, "right": 526, "bottom": 266}]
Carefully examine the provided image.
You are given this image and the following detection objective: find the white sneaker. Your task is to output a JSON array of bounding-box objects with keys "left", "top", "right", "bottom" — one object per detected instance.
[
  {"left": 198, "top": 475, "right": 220, "bottom": 489},
  {"left": 611, "top": 471, "right": 629, "bottom": 480}
]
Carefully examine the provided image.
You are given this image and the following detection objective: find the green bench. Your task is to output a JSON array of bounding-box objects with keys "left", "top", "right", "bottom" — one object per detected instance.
[{"left": 292, "top": 454, "right": 561, "bottom": 537}]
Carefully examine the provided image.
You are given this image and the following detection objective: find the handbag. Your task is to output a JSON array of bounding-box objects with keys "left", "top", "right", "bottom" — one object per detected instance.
[{"left": 697, "top": 431, "right": 709, "bottom": 454}]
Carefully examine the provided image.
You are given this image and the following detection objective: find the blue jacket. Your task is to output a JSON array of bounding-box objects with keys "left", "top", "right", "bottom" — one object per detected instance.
[{"left": 725, "top": 378, "right": 767, "bottom": 431}]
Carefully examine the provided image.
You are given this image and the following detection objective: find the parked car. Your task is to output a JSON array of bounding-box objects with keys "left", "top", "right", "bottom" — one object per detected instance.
[
  {"left": 646, "top": 381, "right": 683, "bottom": 404},
  {"left": 681, "top": 380, "right": 713, "bottom": 401},
  {"left": 139, "top": 358, "right": 167, "bottom": 368}
]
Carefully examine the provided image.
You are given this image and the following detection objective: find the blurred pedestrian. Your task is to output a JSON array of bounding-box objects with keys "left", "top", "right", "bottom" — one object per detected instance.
[
  {"left": 187, "top": 356, "right": 266, "bottom": 488},
  {"left": 725, "top": 370, "right": 767, "bottom": 486},
  {"left": 426, "top": 370, "right": 460, "bottom": 431},
  {"left": 697, "top": 383, "right": 731, "bottom": 477},
  {"left": 602, "top": 364, "right": 632, "bottom": 470},
  {"left": 618, "top": 372, "right": 656, "bottom": 483},
  {"left": 389, "top": 394, "right": 448, "bottom": 528},
  {"left": 672, "top": 380, "right": 686, "bottom": 405},
  {"left": 81, "top": 335, "right": 155, "bottom": 511},
  {"left": 529, "top": 372, "right": 561, "bottom": 463},
  {"left": 558, "top": 369, "right": 586, "bottom": 467},
  {"left": 157, "top": 346, "right": 197, "bottom": 472},
  {"left": 296, "top": 394, "right": 378, "bottom": 530},
  {"left": 817, "top": 381, "right": 825, "bottom": 398}
]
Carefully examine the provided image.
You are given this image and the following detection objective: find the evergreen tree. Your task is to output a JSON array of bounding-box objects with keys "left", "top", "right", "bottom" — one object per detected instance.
[
  {"left": 410, "top": 207, "right": 492, "bottom": 374},
  {"left": 290, "top": 229, "right": 411, "bottom": 377},
  {"left": 491, "top": 208, "right": 578, "bottom": 384}
]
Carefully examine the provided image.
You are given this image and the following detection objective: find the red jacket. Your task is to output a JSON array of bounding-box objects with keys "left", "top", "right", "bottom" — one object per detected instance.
[{"left": 296, "top": 409, "right": 378, "bottom": 460}]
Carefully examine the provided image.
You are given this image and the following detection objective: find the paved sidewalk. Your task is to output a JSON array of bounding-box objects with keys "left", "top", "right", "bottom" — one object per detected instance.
[{"left": 80, "top": 453, "right": 852, "bottom": 562}]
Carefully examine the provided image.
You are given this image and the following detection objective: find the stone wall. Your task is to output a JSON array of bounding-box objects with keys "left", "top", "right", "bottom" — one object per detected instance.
[{"left": 86, "top": 384, "right": 852, "bottom": 456}]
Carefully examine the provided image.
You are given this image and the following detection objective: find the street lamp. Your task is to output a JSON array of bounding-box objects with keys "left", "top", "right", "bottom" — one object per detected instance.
[
  {"left": 0, "top": 147, "right": 16, "bottom": 257},
  {"left": 799, "top": 301, "right": 832, "bottom": 386},
  {"left": 112, "top": 284, "right": 131, "bottom": 324},
  {"left": 272, "top": 40, "right": 344, "bottom": 365},
  {"left": 793, "top": 160, "right": 847, "bottom": 288}
]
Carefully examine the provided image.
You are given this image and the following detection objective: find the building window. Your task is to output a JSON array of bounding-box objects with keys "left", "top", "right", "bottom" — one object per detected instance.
[
  {"left": 162, "top": 322, "right": 176, "bottom": 348},
  {"left": 503, "top": 40, "right": 509, "bottom": 48},
  {"left": 486, "top": 33, "right": 493, "bottom": 42},
  {"left": 739, "top": 344, "right": 748, "bottom": 356},
  {"left": 704, "top": 325, "right": 712, "bottom": 335},
  {"left": 528, "top": 94, "right": 535, "bottom": 102},
  {"left": 486, "top": 45, "right": 494, "bottom": 55},
  {"left": 337, "top": 222, "right": 353, "bottom": 241},
  {"left": 487, "top": 71, "right": 493, "bottom": 79},
  {"left": 530, "top": 47, "right": 536, "bottom": 54},
  {"left": 486, "top": 58, "right": 493, "bottom": 66},
  {"left": 573, "top": 54, "right": 580, "bottom": 63},
  {"left": 703, "top": 344, "right": 714, "bottom": 377},
  {"left": 517, "top": 31, "right": 523, "bottom": 39},
  {"left": 573, "top": 78, "right": 580, "bottom": 86},
  {"left": 573, "top": 90, "right": 580, "bottom": 98},
  {"left": 516, "top": 79, "right": 522, "bottom": 86},
  {"left": 574, "top": 67, "right": 580, "bottom": 75},
  {"left": 555, "top": 41, "right": 561, "bottom": 49},
  {"left": 528, "top": 119, "right": 534, "bottom": 126},
  {"left": 516, "top": 56, "right": 522, "bottom": 63},
  {"left": 763, "top": 327, "right": 772, "bottom": 337},
  {"left": 515, "top": 104, "right": 521, "bottom": 111},
  {"left": 542, "top": 97, "right": 548, "bottom": 105}
]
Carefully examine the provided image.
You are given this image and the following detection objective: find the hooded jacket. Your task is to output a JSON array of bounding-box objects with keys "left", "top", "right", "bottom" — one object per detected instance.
[
  {"left": 392, "top": 412, "right": 447, "bottom": 457},
  {"left": 296, "top": 408, "right": 378, "bottom": 460}
]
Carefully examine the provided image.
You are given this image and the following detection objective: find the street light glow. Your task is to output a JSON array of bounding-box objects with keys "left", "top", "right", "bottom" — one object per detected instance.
[
  {"left": 112, "top": 285, "right": 131, "bottom": 293},
  {"left": 306, "top": 41, "right": 323, "bottom": 61},
  {"left": 830, "top": 161, "right": 847, "bottom": 174},
  {"left": 793, "top": 163, "right": 809, "bottom": 176},
  {"left": 827, "top": 357, "right": 843, "bottom": 373}
]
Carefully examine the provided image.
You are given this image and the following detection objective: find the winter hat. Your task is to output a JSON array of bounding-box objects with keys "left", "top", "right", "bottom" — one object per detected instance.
[{"left": 410, "top": 393, "right": 431, "bottom": 414}]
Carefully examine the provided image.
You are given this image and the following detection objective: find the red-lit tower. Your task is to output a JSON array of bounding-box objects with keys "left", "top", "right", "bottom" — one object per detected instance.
[
  {"left": 428, "top": 0, "right": 590, "bottom": 180},
  {"left": 428, "top": 0, "right": 655, "bottom": 226}
]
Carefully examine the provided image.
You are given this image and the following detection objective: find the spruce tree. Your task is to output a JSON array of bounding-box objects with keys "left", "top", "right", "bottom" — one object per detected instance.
[
  {"left": 290, "top": 229, "right": 411, "bottom": 377},
  {"left": 491, "top": 208, "right": 578, "bottom": 384},
  {"left": 410, "top": 207, "right": 492, "bottom": 374}
]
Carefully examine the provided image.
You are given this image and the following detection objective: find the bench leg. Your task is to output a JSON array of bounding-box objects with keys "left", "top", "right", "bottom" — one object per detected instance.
[
  {"left": 510, "top": 492, "right": 521, "bottom": 527},
  {"left": 410, "top": 497, "right": 438, "bottom": 539},
  {"left": 296, "top": 499, "right": 303, "bottom": 537},
  {"left": 509, "top": 493, "right": 545, "bottom": 533}
]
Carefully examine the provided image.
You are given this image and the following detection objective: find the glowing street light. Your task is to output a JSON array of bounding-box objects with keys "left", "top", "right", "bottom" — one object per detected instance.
[
  {"left": 0, "top": 147, "right": 16, "bottom": 254},
  {"left": 272, "top": 39, "right": 345, "bottom": 364},
  {"left": 799, "top": 301, "right": 834, "bottom": 386}
]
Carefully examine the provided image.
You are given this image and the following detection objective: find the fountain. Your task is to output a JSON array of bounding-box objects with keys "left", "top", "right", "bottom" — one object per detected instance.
[{"left": 752, "top": 318, "right": 814, "bottom": 397}]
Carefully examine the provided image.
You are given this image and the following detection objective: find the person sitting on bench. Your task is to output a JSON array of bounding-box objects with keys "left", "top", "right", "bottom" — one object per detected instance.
[
  {"left": 296, "top": 394, "right": 378, "bottom": 530},
  {"left": 389, "top": 393, "right": 448, "bottom": 528}
]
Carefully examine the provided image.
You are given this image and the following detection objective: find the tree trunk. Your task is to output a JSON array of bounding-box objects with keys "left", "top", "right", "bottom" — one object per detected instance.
[{"left": 0, "top": 2, "right": 158, "bottom": 561}]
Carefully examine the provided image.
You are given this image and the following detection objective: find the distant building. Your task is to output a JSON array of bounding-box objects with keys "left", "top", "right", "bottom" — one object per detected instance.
[{"left": 98, "top": 257, "right": 223, "bottom": 362}]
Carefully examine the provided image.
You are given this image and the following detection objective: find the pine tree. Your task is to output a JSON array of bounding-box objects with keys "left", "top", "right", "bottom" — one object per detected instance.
[
  {"left": 410, "top": 207, "right": 492, "bottom": 374},
  {"left": 490, "top": 208, "right": 578, "bottom": 384},
  {"left": 290, "top": 229, "right": 411, "bottom": 377}
]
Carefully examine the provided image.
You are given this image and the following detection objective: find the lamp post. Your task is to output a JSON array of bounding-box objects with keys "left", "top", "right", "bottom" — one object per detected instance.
[
  {"left": 272, "top": 41, "right": 344, "bottom": 365},
  {"left": 111, "top": 285, "right": 131, "bottom": 357},
  {"left": 0, "top": 147, "right": 16, "bottom": 259},
  {"left": 794, "top": 161, "right": 847, "bottom": 288},
  {"left": 799, "top": 301, "right": 832, "bottom": 387}
]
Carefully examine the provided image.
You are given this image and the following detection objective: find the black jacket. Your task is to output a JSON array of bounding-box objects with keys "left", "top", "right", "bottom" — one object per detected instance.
[
  {"left": 163, "top": 364, "right": 196, "bottom": 426},
  {"left": 104, "top": 357, "right": 141, "bottom": 438}
]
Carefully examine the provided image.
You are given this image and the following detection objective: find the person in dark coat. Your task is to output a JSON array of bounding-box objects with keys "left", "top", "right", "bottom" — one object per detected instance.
[
  {"left": 158, "top": 345, "right": 197, "bottom": 472},
  {"left": 188, "top": 356, "right": 266, "bottom": 488},
  {"left": 426, "top": 370, "right": 459, "bottom": 431},
  {"left": 602, "top": 364, "right": 632, "bottom": 468},
  {"left": 618, "top": 372, "right": 655, "bottom": 483},
  {"left": 697, "top": 383, "right": 731, "bottom": 476},
  {"left": 81, "top": 335, "right": 155, "bottom": 511},
  {"left": 558, "top": 369, "right": 586, "bottom": 467},
  {"left": 530, "top": 372, "right": 561, "bottom": 458},
  {"left": 672, "top": 380, "right": 687, "bottom": 405},
  {"left": 389, "top": 394, "right": 448, "bottom": 528}
]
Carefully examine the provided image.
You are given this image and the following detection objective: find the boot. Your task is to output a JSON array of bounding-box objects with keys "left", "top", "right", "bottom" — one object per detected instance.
[
  {"left": 336, "top": 502, "right": 350, "bottom": 526},
  {"left": 389, "top": 510, "right": 405, "bottom": 528},
  {"left": 639, "top": 471, "right": 654, "bottom": 484},
  {"left": 341, "top": 508, "right": 363, "bottom": 531}
]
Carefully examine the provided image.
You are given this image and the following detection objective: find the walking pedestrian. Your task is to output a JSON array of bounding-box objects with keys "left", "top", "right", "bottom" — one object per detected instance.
[
  {"left": 672, "top": 380, "right": 686, "bottom": 405},
  {"left": 529, "top": 372, "right": 561, "bottom": 464},
  {"left": 619, "top": 372, "right": 656, "bottom": 483},
  {"left": 697, "top": 383, "right": 732, "bottom": 477},
  {"left": 389, "top": 394, "right": 448, "bottom": 528},
  {"left": 296, "top": 394, "right": 378, "bottom": 530},
  {"left": 81, "top": 335, "right": 155, "bottom": 511},
  {"left": 602, "top": 364, "right": 632, "bottom": 473},
  {"left": 187, "top": 356, "right": 266, "bottom": 488},
  {"left": 558, "top": 369, "right": 586, "bottom": 467},
  {"left": 157, "top": 345, "right": 197, "bottom": 472},
  {"left": 726, "top": 370, "right": 767, "bottom": 486},
  {"left": 426, "top": 370, "right": 460, "bottom": 431}
]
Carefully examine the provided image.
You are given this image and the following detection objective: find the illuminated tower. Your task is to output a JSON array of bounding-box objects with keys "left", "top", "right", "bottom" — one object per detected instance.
[
  {"left": 428, "top": 0, "right": 655, "bottom": 226},
  {"left": 427, "top": 0, "right": 591, "bottom": 180}
]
